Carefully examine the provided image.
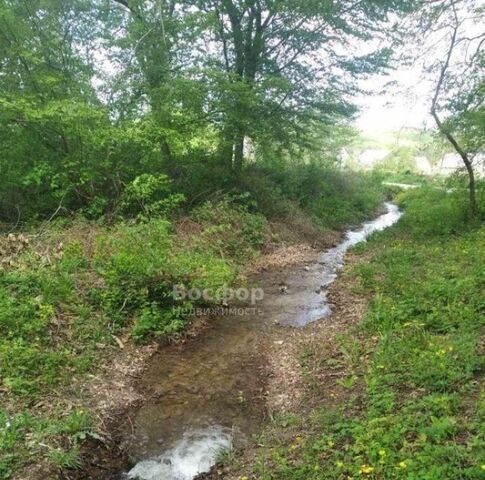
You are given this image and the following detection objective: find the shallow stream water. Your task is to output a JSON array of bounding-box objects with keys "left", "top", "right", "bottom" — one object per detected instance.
[{"left": 124, "top": 203, "right": 402, "bottom": 480}]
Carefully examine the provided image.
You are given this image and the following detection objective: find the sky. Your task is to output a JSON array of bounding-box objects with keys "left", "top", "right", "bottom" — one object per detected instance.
[
  {"left": 353, "top": 66, "right": 435, "bottom": 135},
  {"left": 353, "top": 1, "right": 484, "bottom": 137}
]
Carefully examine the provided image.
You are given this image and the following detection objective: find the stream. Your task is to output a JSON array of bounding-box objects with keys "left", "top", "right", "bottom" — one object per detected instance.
[{"left": 123, "top": 203, "right": 402, "bottom": 480}]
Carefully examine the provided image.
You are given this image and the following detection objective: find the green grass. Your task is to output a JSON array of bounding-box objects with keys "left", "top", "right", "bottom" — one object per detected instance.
[
  {"left": 251, "top": 188, "right": 485, "bottom": 479},
  {"left": 241, "top": 165, "right": 386, "bottom": 230}
]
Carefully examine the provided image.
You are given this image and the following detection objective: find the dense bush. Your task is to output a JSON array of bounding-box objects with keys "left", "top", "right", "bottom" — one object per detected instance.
[
  {"left": 238, "top": 163, "right": 385, "bottom": 230},
  {"left": 192, "top": 195, "right": 268, "bottom": 259},
  {"left": 119, "top": 174, "right": 186, "bottom": 220},
  {"left": 94, "top": 219, "right": 236, "bottom": 340}
]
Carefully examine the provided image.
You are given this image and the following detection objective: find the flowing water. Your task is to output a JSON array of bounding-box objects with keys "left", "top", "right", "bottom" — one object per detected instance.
[{"left": 123, "top": 203, "right": 402, "bottom": 480}]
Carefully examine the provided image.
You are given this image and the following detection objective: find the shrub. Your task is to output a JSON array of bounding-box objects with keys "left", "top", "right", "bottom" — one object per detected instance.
[
  {"left": 241, "top": 164, "right": 385, "bottom": 230},
  {"left": 192, "top": 196, "right": 267, "bottom": 260},
  {"left": 93, "top": 219, "right": 236, "bottom": 341},
  {"left": 119, "top": 174, "right": 186, "bottom": 220}
]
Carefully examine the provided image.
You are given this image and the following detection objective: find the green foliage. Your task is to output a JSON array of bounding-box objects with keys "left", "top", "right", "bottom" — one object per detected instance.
[
  {"left": 0, "top": 1, "right": 481, "bottom": 479},
  {"left": 93, "top": 219, "right": 235, "bottom": 341},
  {"left": 119, "top": 174, "right": 186, "bottom": 220},
  {"left": 48, "top": 447, "right": 82, "bottom": 470},
  {"left": 350, "top": 128, "right": 453, "bottom": 168},
  {"left": 0, "top": 0, "right": 424, "bottom": 223},
  {"left": 243, "top": 163, "right": 385, "bottom": 229},
  {"left": 0, "top": 408, "right": 95, "bottom": 477},
  {"left": 378, "top": 146, "right": 417, "bottom": 174},
  {"left": 193, "top": 196, "right": 267, "bottom": 259},
  {"left": 0, "top": 196, "right": 265, "bottom": 475},
  {"left": 250, "top": 189, "right": 485, "bottom": 480},
  {"left": 0, "top": 261, "right": 83, "bottom": 396},
  {"left": 395, "top": 184, "right": 484, "bottom": 237}
]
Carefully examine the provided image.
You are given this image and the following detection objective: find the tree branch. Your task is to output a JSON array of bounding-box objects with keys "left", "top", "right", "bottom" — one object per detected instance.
[{"left": 431, "top": 4, "right": 477, "bottom": 214}]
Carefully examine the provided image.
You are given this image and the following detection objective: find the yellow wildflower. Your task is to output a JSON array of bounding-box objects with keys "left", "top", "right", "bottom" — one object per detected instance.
[
  {"left": 398, "top": 461, "right": 407, "bottom": 469},
  {"left": 359, "top": 464, "right": 374, "bottom": 474}
]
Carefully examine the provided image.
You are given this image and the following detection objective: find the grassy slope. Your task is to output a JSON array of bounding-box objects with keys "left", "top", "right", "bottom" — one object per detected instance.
[
  {"left": 249, "top": 189, "right": 484, "bottom": 479},
  {"left": 0, "top": 171, "right": 385, "bottom": 478}
]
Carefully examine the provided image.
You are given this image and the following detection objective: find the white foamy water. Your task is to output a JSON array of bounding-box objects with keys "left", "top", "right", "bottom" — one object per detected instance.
[
  {"left": 274, "top": 202, "right": 403, "bottom": 326},
  {"left": 126, "top": 426, "right": 232, "bottom": 480},
  {"left": 321, "top": 202, "right": 403, "bottom": 268}
]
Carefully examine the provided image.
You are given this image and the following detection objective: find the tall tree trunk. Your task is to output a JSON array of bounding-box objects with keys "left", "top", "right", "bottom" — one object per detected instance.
[
  {"left": 161, "top": 137, "right": 177, "bottom": 176},
  {"left": 465, "top": 160, "right": 477, "bottom": 216},
  {"left": 431, "top": 113, "right": 477, "bottom": 217},
  {"left": 218, "top": 0, "right": 265, "bottom": 174},
  {"left": 218, "top": 125, "right": 235, "bottom": 169}
]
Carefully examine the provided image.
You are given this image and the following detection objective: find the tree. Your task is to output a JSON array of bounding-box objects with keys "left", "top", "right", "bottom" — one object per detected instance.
[
  {"left": 0, "top": 0, "right": 428, "bottom": 221},
  {"left": 0, "top": 1, "right": 175, "bottom": 219},
  {"left": 421, "top": 0, "right": 484, "bottom": 215},
  {"left": 0, "top": 0, "right": 105, "bottom": 219},
  {"left": 195, "top": 0, "right": 420, "bottom": 173},
  {"left": 101, "top": 1, "right": 420, "bottom": 174}
]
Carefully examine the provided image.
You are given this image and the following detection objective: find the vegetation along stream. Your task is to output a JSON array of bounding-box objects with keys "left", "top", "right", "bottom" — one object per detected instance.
[
  {"left": 123, "top": 203, "right": 403, "bottom": 480},
  {"left": 1, "top": 2, "right": 483, "bottom": 479}
]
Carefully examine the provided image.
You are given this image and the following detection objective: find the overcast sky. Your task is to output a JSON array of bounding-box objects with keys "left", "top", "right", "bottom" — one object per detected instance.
[
  {"left": 354, "top": 0, "right": 484, "bottom": 137},
  {"left": 353, "top": 65, "right": 435, "bottom": 135}
]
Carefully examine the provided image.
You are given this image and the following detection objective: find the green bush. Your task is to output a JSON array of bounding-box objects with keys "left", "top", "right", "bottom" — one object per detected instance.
[
  {"left": 241, "top": 164, "right": 385, "bottom": 230},
  {"left": 93, "top": 219, "right": 236, "bottom": 341},
  {"left": 132, "top": 302, "right": 187, "bottom": 341},
  {"left": 119, "top": 173, "right": 186, "bottom": 220},
  {"left": 193, "top": 196, "right": 267, "bottom": 260}
]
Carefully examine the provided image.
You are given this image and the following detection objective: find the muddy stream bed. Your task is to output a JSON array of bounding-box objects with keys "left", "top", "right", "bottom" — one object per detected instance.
[{"left": 117, "top": 203, "right": 402, "bottom": 480}]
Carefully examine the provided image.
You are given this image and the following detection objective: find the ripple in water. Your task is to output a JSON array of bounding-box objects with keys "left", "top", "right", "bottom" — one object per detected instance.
[{"left": 126, "top": 426, "right": 232, "bottom": 480}]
